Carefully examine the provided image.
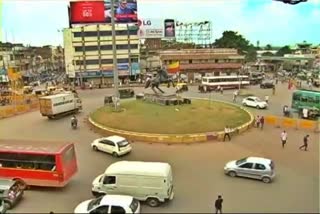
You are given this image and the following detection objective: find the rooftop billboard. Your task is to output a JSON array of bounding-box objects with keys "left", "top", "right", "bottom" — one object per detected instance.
[{"left": 69, "top": 0, "right": 138, "bottom": 24}]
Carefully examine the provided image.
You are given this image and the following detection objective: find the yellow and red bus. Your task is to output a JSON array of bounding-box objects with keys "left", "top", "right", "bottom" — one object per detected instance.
[{"left": 0, "top": 139, "right": 78, "bottom": 189}]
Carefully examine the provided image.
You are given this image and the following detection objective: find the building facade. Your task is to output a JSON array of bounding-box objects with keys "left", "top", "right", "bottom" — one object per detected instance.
[
  {"left": 159, "top": 48, "right": 245, "bottom": 80},
  {"left": 63, "top": 24, "right": 140, "bottom": 86}
]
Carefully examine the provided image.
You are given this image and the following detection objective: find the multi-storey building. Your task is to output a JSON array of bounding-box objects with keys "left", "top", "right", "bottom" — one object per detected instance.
[
  {"left": 63, "top": 24, "right": 140, "bottom": 85},
  {"left": 159, "top": 48, "right": 245, "bottom": 80}
]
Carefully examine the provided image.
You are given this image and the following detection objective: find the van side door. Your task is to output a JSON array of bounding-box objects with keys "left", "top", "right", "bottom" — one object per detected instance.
[{"left": 102, "top": 175, "right": 118, "bottom": 194}]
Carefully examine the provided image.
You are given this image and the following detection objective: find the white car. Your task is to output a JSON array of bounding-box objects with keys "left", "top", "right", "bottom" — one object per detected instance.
[
  {"left": 91, "top": 136, "right": 132, "bottom": 157},
  {"left": 224, "top": 157, "right": 275, "bottom": 183},
  {"left": 74, "top": 195, "right": 140, "bottom": 214},
  {"left": 242, "top": 96, "right": 268, "bottom": 109}
]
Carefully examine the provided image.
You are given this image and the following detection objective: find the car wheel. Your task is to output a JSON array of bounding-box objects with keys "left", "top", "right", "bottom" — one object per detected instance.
[
  {"left": 112, "top": 152, "right": 119, "bottom": 158},
  {"left": 228, "top": 171, "right": 237, "bottom": 177},
  {"left": 256, "top": 105, "right": 260, "bottom": 109},
  {"left": 93, "top": 146, "right": 98, "bottom": 151},
  {"left": 146, "top": 197, "right": 160, "bottom": 207},
  {"left": 4, "top": 201, "right": 12, "bottom": 209},
  {"left": 243, "top": 102, "right": 247, "bottom": 106},
  {"left": 262, "top": 176, "right": 271, "bottom": 183}
]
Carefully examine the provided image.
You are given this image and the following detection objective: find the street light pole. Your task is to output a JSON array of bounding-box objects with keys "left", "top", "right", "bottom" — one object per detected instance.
[{"left": 111, "top": 0, "right": 120, "bottom": 110}]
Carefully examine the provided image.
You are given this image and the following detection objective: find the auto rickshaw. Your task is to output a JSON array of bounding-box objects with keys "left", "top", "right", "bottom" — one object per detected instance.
[{"left": 176, "top": 82, "right": 189, "bottom": 93}]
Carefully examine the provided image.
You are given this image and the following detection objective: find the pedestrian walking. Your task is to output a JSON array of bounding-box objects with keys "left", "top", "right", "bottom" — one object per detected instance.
[
  {"left": 299, "top": 134, "right": 309, "bottom": 151},
  {"left": 232, "top": 90, "right": 238, "bottom": 103},
  {"left": 265, "top": 95, "right": 269, "bottom": 104},
  {"left": 220, "top": 86, "right": 224, "bottom": 94},
  {"left": 214, "top": 195, "right": 223, "bottom": 214},
  {"left": 223, "top": 126, "right": 231, "bottom": 141},
  {"left": 272, "top": 86, "right": 275, "bottom": 95},
  {"left": 260, "top": 116, "right": 265, "bottom": 130},
  {"left": 255, "top": 115, "right": 260, "bottom": 128},
  {"left": 281, "top": 130, "right": 287, "bottom": 148}
]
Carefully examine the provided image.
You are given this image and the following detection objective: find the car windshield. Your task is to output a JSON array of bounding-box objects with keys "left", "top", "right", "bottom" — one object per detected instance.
[
  {"left": 254, "top": 98, "right": 261, "bottom": 102},
  {"left": 87, "top": 197, "right": 102, "bottom": 211},
  {"left": 236, "top": 157, "right": 247, "bottom": 165},
  {"left": 117, "top": 140, "right": 129, "bottom": 147},
  {"left": 130, "top": 199, "right": 139, "bottom": 212}
]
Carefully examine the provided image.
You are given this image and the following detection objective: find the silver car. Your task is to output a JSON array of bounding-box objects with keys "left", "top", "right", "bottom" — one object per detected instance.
[{"left": 224, "top": 157, "right": 275, "bottom": 183}]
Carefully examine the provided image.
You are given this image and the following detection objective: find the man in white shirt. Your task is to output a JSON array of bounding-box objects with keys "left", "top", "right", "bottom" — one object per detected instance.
[
  {"left": 302, "top": 108, "right": 308, "bottom": 119},
  {"left": 281, "top": 130, "right": 287, "bottom": 148},
  {"left": 223, "top": 126, "right": 231, "bottom": 141}
]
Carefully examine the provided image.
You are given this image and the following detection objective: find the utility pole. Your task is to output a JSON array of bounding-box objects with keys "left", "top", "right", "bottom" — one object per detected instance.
[
  {"left": 111, "top": 0, "right": 120, "bottom": 109},
  {"left": 127, "top": 24, "right": 132, "bottom": 78}
]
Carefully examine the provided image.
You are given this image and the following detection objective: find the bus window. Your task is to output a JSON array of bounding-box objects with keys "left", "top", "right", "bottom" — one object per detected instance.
[
  {"left": 62, "top": 146, "right": 76, "bottom": 165},
  {"left": 301, "top": 97, "right": 308, "bottom": 102},
  {"left": 0, "top": 152, "right": 55, "bottom": 171},
  {"left": 308, "top": 96, "right": 315, "bottom": 104},
  {"left": 315, "top": 96, "right": 320, "bottom": 104},
  {"left": 293, "top": 93, "right": 301, "bottom": 101}
]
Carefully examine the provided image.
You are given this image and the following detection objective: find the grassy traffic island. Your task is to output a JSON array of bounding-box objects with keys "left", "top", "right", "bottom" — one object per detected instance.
[{"left": 91, "top": 99, "right": 251, "bottom": 135}]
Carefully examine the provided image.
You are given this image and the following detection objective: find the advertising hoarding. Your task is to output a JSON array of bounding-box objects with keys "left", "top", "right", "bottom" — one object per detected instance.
[
  {"left": 137, "top": 19, "right": 164, "bottom": 38},
  {"left": 69, "top": 0, "right": 138, "bottom": 24}
]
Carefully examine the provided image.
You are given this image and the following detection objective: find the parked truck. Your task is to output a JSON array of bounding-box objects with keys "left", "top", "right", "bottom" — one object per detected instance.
[{"left": 39, "top": 92, "right": 82, "bottom": 119}]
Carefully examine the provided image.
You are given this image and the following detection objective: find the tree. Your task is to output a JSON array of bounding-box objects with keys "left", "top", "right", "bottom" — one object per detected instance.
[
  {"left": 262, "top": 51, "right": 274, "bottom": 56},
  {"left": 276, "top": 46, "right": 292, "bottom": 56},
  {"left": 213, "top": 31, "right": 257, "bottom": 62},
  {"left": 265, "top": 44, "right": 272, "bottom": 50}
]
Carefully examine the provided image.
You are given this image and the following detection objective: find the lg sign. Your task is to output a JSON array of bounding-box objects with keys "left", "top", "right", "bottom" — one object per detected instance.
[
  {"left": 70, "top": 1, "right": 105, "bottom": 24},
  {"left": 138, "top": 19, "right": 152, "bottom": 26}
]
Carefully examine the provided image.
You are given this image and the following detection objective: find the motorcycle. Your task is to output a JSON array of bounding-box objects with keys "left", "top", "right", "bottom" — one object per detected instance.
[{"left": 71, "top": 119, "right": 78, "bottom": 129}]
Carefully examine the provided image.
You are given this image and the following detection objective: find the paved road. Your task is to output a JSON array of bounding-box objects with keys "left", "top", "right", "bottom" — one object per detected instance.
[{"left": 0, "top": 85, "right": 319, "bottom": 213}]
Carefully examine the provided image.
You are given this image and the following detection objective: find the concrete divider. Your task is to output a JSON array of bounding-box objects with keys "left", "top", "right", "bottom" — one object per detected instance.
[
  {"left": 265, "top": 115, "right": 318, "bottom": 132},
  {"left": 281, "top": 117, "right": 297, "bottom": 129}
]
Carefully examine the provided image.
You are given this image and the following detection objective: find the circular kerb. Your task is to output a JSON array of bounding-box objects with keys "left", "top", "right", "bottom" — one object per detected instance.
[{"left": 88, "top": 98, "right": 255, "bottom": 144}]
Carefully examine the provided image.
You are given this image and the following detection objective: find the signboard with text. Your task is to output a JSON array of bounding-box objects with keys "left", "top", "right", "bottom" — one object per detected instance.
[{"left": 69, "top": 0, "right": 138, "bottom": 24}]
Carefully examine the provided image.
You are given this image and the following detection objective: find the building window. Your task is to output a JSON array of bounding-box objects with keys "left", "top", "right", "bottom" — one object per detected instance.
[
  {"left": 118, "top": 58, "right": 129, "bottom": 63},
  {"left": 101, "top": 45, "right": 112, "bottom": 50},
  {"left": 215, "top": 59, "right": 218, "bottom": 63},
  {"left": 75, "top": 59, "right": 99, "bottom": 65},
  {"left": 101, "top": 59, "right": 113, "bottom": 64},
  {"left": 74, "top": 46, "right": 98, "bottom": 52},
  {"left": 100, "top": 31, "right": 112, "bottom": 36},
  {"left": 131, "top": 58, "right": 139, "bottom": 63},
  {"left": 74, "top": 31, "right": 98, "bottom": 37},
  {"left": 115, "top": 30, "right": 138, "bottom": 36},
  {"left": 189, "top": 60, "right": 192, "bottom": 64},
  {"left": 116, "top": 44, "right": 138, "bottom": 50}
]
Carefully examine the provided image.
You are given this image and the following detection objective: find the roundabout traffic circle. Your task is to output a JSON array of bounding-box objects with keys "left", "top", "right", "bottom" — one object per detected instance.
[{"left": 89, "top": 99, "right": 254, "bottom": 143}]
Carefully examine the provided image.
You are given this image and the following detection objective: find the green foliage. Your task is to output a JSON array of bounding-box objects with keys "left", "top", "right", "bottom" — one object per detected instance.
[
  {"left": 262, "top": 51, "right": 274, "bottom": 56},
  {"left": 276, "top": 45, "right": 292, "bottom": 56},
  {"left": 213, "top": 31, "right": 257, "bottom": 62}
]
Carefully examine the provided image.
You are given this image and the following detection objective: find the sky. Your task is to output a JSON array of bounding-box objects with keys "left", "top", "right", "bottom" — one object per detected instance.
[{"left": 1, "top": 0, "right": 320, "bottom": 47}]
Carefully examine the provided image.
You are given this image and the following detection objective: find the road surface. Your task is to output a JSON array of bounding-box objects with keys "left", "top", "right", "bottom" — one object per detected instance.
[{"left": 0, "top": 84, "right": 318, "bottom": 213}]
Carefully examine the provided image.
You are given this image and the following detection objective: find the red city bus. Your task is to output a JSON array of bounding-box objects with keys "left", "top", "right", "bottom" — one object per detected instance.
[{"left": 0, "top": 139, "right": 78, "bottom": 188}]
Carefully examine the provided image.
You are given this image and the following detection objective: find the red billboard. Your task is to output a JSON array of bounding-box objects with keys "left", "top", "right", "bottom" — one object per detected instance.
[
  {"left": 70, "top": 1, "right": 105, "bottom": 24},
  {"left": 69, "top": 0, "right": 138, "bottom": 24}
]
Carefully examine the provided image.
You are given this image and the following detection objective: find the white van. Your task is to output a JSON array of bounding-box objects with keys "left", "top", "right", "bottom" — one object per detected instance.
[{"left": 91, "top": 161, "right": 174, "bottom": 207}]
